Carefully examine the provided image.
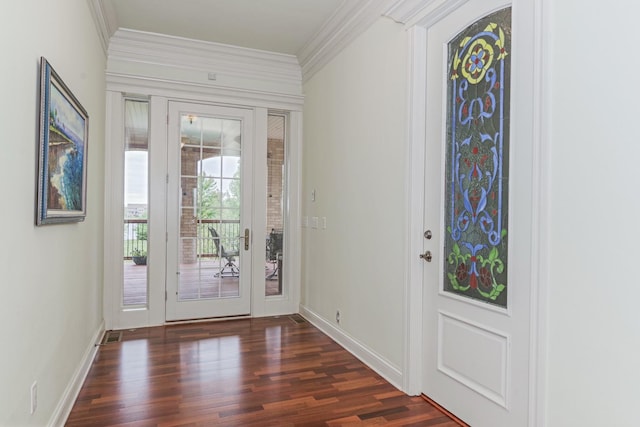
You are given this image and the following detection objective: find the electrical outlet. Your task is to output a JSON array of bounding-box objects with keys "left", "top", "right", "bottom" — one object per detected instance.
[
  {"left": 336, "top": 310, "right": 341, "bottom": 324},
  {"left": 30, "top": 381, "right": 37, "bottom": 415}
]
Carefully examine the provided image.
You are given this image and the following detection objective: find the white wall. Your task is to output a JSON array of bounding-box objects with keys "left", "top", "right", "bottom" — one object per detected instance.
[
  {"left": 546, "top": 1, "right": 640, "bottom": 425},
  {"left": 0, "top": 1, "right": 106, "bottom": 425},
  {"left": 301, "top": 17, "right": 407, "bottom": 370}
]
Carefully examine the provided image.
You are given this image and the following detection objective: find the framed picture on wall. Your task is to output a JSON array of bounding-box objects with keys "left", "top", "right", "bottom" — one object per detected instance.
[{"left": 36, "top": 57, "right": 89, "bottom": 225}]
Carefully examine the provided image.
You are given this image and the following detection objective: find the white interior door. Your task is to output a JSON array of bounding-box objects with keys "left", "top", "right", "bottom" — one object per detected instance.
[
  {"left": 421, "top": 1, "right": 534, "bottom": 426},
  {"left": 166, "top": 102, "right": 254, "bottom": 321}
]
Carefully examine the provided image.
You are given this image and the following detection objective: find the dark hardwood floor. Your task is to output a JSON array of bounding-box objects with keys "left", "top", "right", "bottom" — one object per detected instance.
[{"left": 66, "top": 316, "right": 460, "bottom": 426}]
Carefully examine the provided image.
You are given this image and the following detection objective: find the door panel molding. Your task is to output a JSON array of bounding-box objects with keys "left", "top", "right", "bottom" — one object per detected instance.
[{"left": 437, "top": 311, "right": 510, "bottom": 408}]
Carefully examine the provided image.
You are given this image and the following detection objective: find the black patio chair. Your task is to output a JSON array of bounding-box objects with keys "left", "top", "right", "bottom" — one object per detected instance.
[
  {"left": 266, "top": 229, "right": 282, "bottom": 279},
  {"left": 209, "top": 227, "right": 239, "bottom": 277}
]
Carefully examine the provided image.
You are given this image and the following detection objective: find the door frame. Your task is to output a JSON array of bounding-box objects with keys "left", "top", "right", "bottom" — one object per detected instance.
[
  {"left": 399, "top": 0, "right": 550, "bottom": 425},
  {"left": 104, "top": 86, "right": 303, "bottom": 330}
]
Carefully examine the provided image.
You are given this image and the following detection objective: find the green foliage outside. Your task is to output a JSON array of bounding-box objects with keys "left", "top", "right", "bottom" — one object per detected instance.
[
  {"left": 136, "top": 223, "right": 148, "bottom": 241},
  {"left": 123, "top": 158, "right": 241, "bottom": 258},
  {"left": 197, "top": 158, "right": 240, "bottom": 223}
]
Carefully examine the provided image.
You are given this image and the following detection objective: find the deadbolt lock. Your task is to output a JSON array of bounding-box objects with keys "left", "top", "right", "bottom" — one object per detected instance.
[
  {"left": 424, "top": 230, "right": 432, "bottom": 240},
  {"left": 419, "top": 251, "right": 433, "bottom": 262}
]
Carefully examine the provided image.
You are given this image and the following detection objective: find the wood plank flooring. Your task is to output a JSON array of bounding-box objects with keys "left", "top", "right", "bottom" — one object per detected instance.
[{"left": 66, "top": 316, "right": 460, "bottom": 426}]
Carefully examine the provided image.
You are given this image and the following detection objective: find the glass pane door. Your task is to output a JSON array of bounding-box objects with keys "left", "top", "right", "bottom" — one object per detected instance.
[
  {"left": 266, "top": 114, "right": 286, "bottom": 296},
  {"left": 166, "top": 102, "right": 253, "bottom": 320},
  {"left": 122, "top": 99, "right": 149, "bottom": 307}
]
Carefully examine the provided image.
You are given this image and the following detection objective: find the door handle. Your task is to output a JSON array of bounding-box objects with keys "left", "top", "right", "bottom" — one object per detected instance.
[
  {"left": 240, "top": 228, "right": 250, "bottom": 250},
  {"left": 419, "top": 251, "right": 432, "bottom": 262}
]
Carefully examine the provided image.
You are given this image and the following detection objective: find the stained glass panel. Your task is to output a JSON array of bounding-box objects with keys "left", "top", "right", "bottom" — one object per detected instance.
[{"left": 443, "top": 7, "right": 511, "bottom": 307}]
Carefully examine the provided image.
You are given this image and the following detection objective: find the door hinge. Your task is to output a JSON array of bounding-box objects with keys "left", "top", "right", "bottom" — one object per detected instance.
[
  {"left": 166, "top": 173, "right": 169, "bottom": 184},
  {"left": 166, "top": 232, "right": 168, "bottom": 242},
  {"left": 165, "top": 290, "right": 167, "bottom": 301},
  {"left": 167, "top": 114, "right": 169, "bottom": 125}
]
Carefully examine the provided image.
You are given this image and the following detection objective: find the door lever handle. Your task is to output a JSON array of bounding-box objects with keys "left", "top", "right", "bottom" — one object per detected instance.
[
  {"left": 419, "top": 251, "right": 432, "bottom": 262},
  {"left": 243, "top": 228, "right": 249, "bottom": 250}
]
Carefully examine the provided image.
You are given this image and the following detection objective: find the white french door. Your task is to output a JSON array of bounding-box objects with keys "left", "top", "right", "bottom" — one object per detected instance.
[
  {"left": 420, "top": 1, "right": 535, "bottom": 426},
  {"left": 166, "top": 102, "right": 254, "bottom": 321}
]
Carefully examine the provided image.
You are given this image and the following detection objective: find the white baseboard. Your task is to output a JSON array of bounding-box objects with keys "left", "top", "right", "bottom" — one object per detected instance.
[
  {"left": 48, "top": 320, "right": 105, "bottom": 427},
  {"left": 299, "top": 305, "right": 403, "bottom": 390}
]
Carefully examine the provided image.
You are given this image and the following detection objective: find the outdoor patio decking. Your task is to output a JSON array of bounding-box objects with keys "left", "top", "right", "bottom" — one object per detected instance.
[{"left": 123, "top": 259, "right": 281, "bottom": 306}]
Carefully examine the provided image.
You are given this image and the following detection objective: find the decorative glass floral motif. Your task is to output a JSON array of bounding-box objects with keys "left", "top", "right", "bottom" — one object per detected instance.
[
  {"left": 444, "top": 8, "right": 511, "bottom": 307},
  {"left": 461, "top": 39, "right": 494, "bottom": 83}
]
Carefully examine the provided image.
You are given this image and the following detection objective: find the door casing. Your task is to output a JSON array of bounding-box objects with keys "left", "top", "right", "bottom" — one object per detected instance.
[
  {"left": 104, "top": 92, "right": 302, "bottom": 330},
  {"left": 402, "top": 0, "right": 547, "bottom": 425}
]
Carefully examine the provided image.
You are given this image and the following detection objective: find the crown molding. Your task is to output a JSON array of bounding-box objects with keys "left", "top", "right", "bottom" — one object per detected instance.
[
  {"left": 86, "top": 0, "right": 118, "bottom": 54},
  {"left": 107, "top": 29, "right": 303, "bottom": 98},
  {"left": 383, "top": 0, "right": 438, "bottom": 24},
  {"left": 108, "top": 29, "right": 301, "bottom": 77},
  {"left": 383, "top": 0, "right": 470, "bottom": 28},
  {"left": 297, "top": 0, "right": 397, "bottom": 83}
]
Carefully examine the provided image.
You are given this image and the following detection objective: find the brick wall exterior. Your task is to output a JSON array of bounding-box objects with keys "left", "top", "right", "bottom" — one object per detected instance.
[
  {"left": 180, "top": 145, "right": 201, "bottom": 264},
  {"left": 267, "top": 138, "right": 284, "bottom": 235}
]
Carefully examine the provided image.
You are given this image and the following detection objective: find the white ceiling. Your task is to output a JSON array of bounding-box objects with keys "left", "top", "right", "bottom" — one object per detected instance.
[{"left": 105, "top": 0, "right": 344, "bottom": 55}]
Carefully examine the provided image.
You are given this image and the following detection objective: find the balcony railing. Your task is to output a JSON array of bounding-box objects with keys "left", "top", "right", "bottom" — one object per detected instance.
[
  {"left": 123, "top": 218, "right": 240, "bottom": 259},
  {"left": 124, "top": 219, "right": 147, "bottom": 259},
  {"left": 193, "top": 219, "right": 241, "bottom": 258}
]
